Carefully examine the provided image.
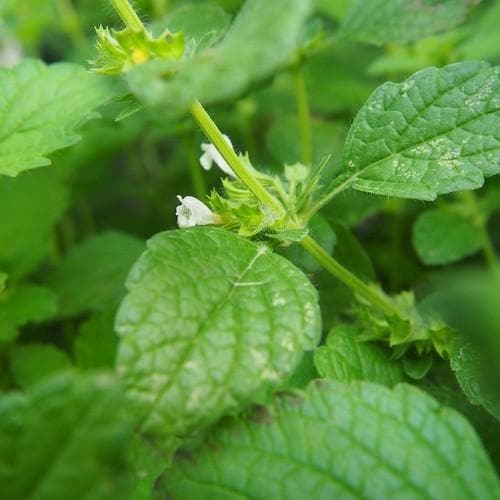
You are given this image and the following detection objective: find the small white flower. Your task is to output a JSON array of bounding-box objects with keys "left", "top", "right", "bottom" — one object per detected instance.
[
  {"left": 0, "top": 37, "right": 23, "bottom": 68},
  {"left": 199, "top": 134, "right": 236, "bottom": 177},
  {"left": 175, "top": 195, "right": 220, "bottom": 228}
]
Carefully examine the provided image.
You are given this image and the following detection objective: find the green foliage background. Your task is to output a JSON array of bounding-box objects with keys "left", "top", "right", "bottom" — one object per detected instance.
[{"left": 0, "top": 0, "right": 499, "bottom": 498}]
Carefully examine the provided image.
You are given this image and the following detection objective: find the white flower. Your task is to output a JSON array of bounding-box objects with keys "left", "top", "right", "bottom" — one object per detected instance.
[
  {"left": 199, "top": 134, "right": 236, "bottom": 177},
  {"left": 175, "top": 195, "right": 220, "bottom": 228},
  {"left": 0, "top": 37, "right": 23, "bottom": 68}
]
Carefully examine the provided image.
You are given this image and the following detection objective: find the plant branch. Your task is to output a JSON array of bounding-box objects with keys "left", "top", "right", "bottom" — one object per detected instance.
[
  {"left": 190, "top": 99, "right": 285, "bottom": 215},
  {"left": 111, "top": 0, "right": 145, "bottom": 32},
  {"left": 300, "top": 235, "right": 401, "bottom": 317}
]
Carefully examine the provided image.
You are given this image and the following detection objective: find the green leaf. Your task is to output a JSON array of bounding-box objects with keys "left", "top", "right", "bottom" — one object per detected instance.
[
  {"left": 314, "top": 324, "right": 404, "bottom": 385},
  {"left": 116, "top": 228, "right": 321, "bottom": 438},
  {"left": 9, "top": 343, "right": 71, "bottom": 389},
  {"left": 47, "top": 231, "right": 145, "bottom": 318},
  {"left": 158, "top": 380, "right": 500, "bottom": 499},
  {"left": 0, "top": 285, "right": 57, "bottom": 342},
  {"left": 74, "top": 309, "right": 118, "bottom": 370},
  {"left": 0, "top": 372, "right": 133, "bottom": 500},
  {"left": 0, "top": 59, "right": 118, "bottom": 177},
  {"left": 0, "top": 169, "right": 67, "bottom": 280},
  {"left": 413, "top": 208, "right": 483, "bottom": 265},
  {"left": 343, "top": 61, "right": 500, "bottom": 201},
  {"left": 127, "top": 0, "right": 312, "bottom": 110},
  {"left": 451, "top": 334, "right": 500, "bottom": 421},
  {"left": 341, "top": 0, "right": 475, "bottom": 45}
]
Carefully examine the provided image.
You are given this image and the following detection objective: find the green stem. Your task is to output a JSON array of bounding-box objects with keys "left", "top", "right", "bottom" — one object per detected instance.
[
  {"left": 300, "top": 235, "right": 401, "bottom": 317},
  {"left": 111, "top": 0, "right": 145, "bottom": 32},
  {"left": 293, "top": 64, "right": 312, "bottom": 165},
  {"left": 190, "top": 99, "right": 285, "bottom": 214}
]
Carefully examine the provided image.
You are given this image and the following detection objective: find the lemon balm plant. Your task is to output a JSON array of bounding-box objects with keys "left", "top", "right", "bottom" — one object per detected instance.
[{"left": 0, "top": 0, "right": 500, "bottom": 498}]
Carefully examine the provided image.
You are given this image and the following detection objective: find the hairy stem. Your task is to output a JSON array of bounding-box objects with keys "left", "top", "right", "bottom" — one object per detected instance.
[
  {"left": 111, "top": 0, "right": 145, "bottom": 32},
  {"left": 190, "top": 99, "right": 285, "bottom": 214},
  {"left": 300, "top": 235, "right": 401, "bottom": 317},
  {"left": 293, "top": 64, "right": 312, "bottom": 166}
]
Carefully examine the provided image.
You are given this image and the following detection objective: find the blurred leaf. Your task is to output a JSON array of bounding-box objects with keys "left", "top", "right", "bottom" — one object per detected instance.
[
  {"left": 304, "top": 44, "right": 378, "bottom": 112},
  {"left": 314, "top": 0, "right": 352, "bottom": 20},
  {"left": 413, "top": 207, "right": 483, "bottom": 265},
  {"left": 341, "top": 0, "right": 477, "bottom": 45},
  {"left": 0, "top": 169, "right": 67, "bottom": 280},
  {"left": 74, "top": 309, "right": 118, "bottom": 370},
  {"left": 47, "top": 231, "right": 145, "bottom": 318},
  {"left": 9, "top": 343, "right": 71, "bottom": 389},
  {"left": 0, "top": 372, "right": 133, "bottom": 500},
  {"left": 266, "top": 114, "right": 346, "bottom": 165},
  {"left": 0, "top": 285, "right": 57, "bottom": 343},
  {"left": 458, "top": 1, "right": 500, "bottom": 61},
  {"left": 153, "top": 2, "right": 231, "bottom": 53},
  {"left": 0, "top": 60, "right": 118, "bottom": 177},
  {"left": 127, "top": 0, "right": 312, "bottom": 110}
]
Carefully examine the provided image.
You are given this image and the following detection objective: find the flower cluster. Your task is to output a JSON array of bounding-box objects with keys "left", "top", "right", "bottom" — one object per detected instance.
[{"left": 176, "top": 134, "right": 325, "bottom": 239}]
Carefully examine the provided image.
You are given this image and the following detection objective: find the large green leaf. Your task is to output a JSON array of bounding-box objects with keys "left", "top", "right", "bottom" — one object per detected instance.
[
  {"left": 47, "top": 231, "right": 145, "bottom": 318},
  {"left": 342, "top": 61, "right": 500, "bottom": 200},
  {"left": 413, "top": 207, "right": 483, "bottom": 265},
  {"left": 158, "top": 380, "right": 500, "bottom": 499},
  {"left": 0, "top": 372, "right": 133, "bottom": 500},
  {"left": 127, "top": 0, "right": 311, "bottom": 110},
  {"left": 0, "top": 169, "right": 67, "bottom": 279},
  {"left": 116, "top": 228, "right": 321, "bottom": 438},
  {"left": 341, "top": 0, "right": 476, "bottom": 45},
  {"left": 0, "top": 60, "right": 117, "bottom": 176},
  {"left": 314, "top": 324, "right": 404, "bottom": 385}
]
